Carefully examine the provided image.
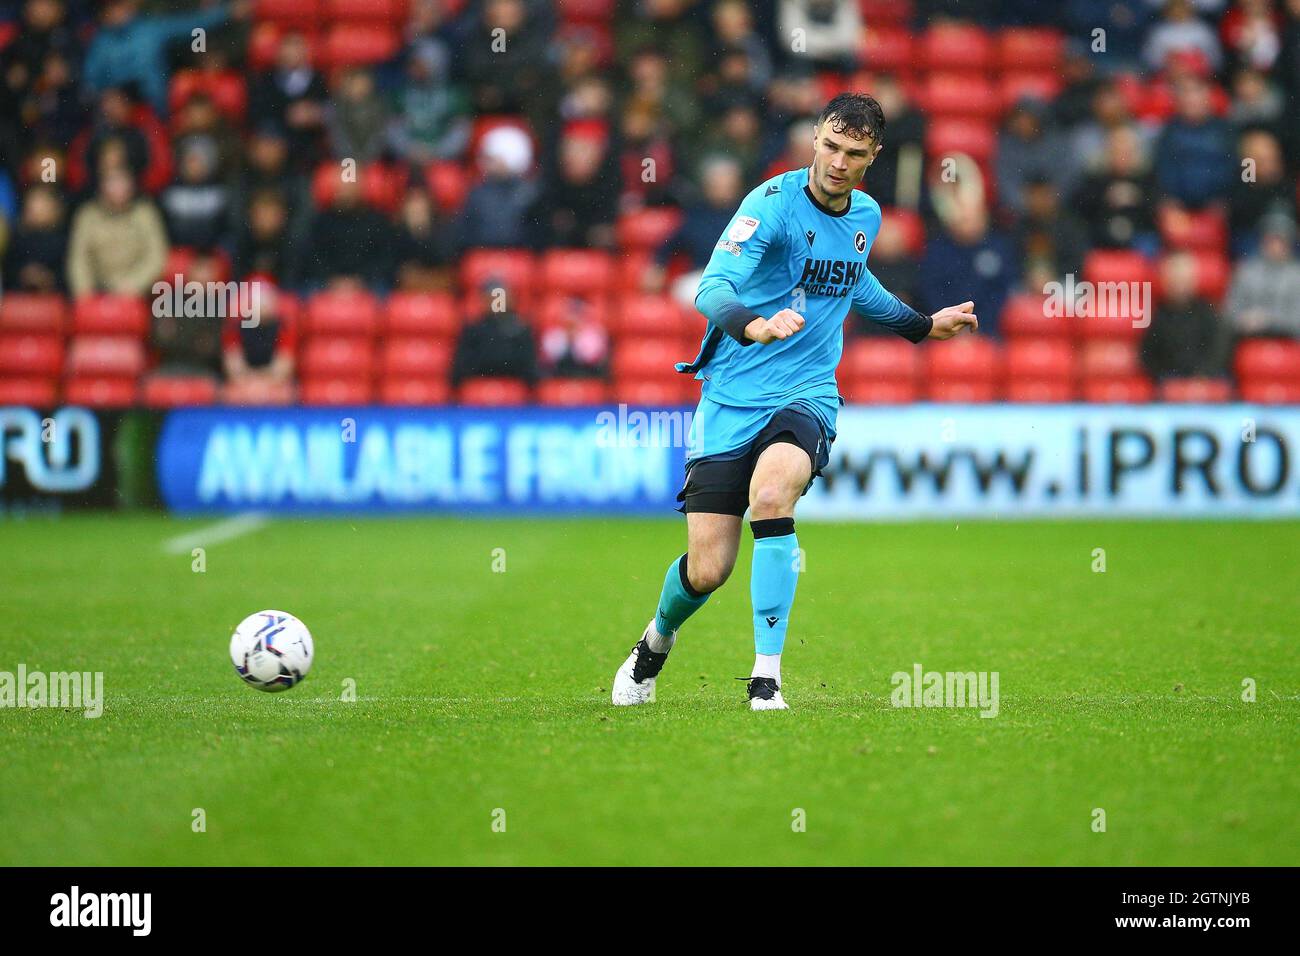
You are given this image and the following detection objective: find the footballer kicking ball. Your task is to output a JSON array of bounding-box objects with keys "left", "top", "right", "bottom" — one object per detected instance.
[{"left": 230, "top": 610, "right": 314, "bottom": 692}]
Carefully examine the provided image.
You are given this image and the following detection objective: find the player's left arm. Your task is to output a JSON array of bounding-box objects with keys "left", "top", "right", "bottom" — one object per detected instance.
[{"left": 851, "top": 266, "right": 978, "bottom": 341}]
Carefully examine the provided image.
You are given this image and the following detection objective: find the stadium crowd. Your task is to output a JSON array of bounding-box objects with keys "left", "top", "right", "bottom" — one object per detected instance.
[{"left": 1, "top": 0, "right": 1299, "bottom": 406}]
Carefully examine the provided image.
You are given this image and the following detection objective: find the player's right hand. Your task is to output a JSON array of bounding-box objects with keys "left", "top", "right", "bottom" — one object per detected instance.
[{"left": 745, "top": 309, "right": 806, "bottom": 344}]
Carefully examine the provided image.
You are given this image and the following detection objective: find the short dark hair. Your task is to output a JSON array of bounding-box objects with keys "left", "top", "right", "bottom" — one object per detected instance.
[{"left": 818, "top": 93, "right": 886, "bottom": 146}]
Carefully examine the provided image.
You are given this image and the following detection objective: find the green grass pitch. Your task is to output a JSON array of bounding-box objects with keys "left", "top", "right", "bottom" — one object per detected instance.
[{"left": 1, "top": 514, "right": 1296, "bottom": 866}]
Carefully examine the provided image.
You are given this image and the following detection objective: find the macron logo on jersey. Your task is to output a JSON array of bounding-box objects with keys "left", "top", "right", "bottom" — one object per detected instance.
[{"left": 798, "top": 258, "right": 865, "bottom": 298}]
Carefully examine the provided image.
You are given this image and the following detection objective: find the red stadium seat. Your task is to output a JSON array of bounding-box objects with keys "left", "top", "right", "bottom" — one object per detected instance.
[
  {"left": 922, "top": 73, "right": 1000, "bottom": 120},
  {"left": 614, "top": 250, "right": 655, "bottom": 294},
  {"left": 1000, "top": 293, "right": 1068, "bottom": 338},
  {"left": 254, "top": 0, "right": 320, "bottom": 28},
  {"left": 72, "top": 295, "right": 148, "bottom": 336},
  {"left": 248, "top": 24, "right": 320, "bottom": 71},
  {"left": 1083, "top": 249, "right": 1156, "bottom": 287},
  {"left": 1005, "top": 380, "right": 1075, "bottom": 402},
  {"left": 615, "top": 379, "right": 691, "bottom": 405},
  {"left": 1082, "top": 377, "right": 1154, "bottom": 403},
  {"left": 457, "top": 377, "right": 531, "bottom": 406},
  {"left": 535, "top": 294, "right": 612, "bottom": 335},
  {"left": 301, "top": 338, "right": 375, "bottom": 378},
  {"left": 1080, "top": 251, "right": 1156, "bottom": 331},
  {"left": 299, "top": 378, "right": 373, "bottom": 405},
  {"left": 221, "top": 377, "right": 295, "bottom": 406},
  {"left": 311, "top": 162, "right": 402, "bottom": 212},
  {"left": 384, "top": 292, "right": 458, "bottom": 338},
  {"left": 379, "top": 338, "right": 452, "bottom": 378},
  {"left": 1081, "top": 340, "right": 1141, "bottom": 380},
  {"left": 879, "top": 207, "right": 925, "bottom": 256},
  {"left": 841, "top": 337, "right": 920, "bottom": 382},
  {"left": 556, "top": 0, "right": 615, "bottom": 21},
  {"left": 999, "top": 72, "right": 1064, "bottom": 110},
  {"left": 0, "top": 294, "right": 67, "bottom": 334},
  {"left": 0, "top": 378, "right": 58, "bottom": 405},
  {"left": 1157, "top": 206, "right": 1228, "bottom": 252},
  {"left": 613, "top": 294, "right": 688, "bottom": 339},
  {"left": 0, "top": 335, "right": 63, "bottom": 376},
  {"left": 840, "top": 378, "right": 919, "bottom": 404},
  {"left": 424, "top": 161, "right": 471, "bottom": 214},
  {"left": 537, "top": 377, "right": 610, "bottom": 406},
  {"left": 613, "top": 339, "right": 682, "bottom": 381},
  {"left": 919, "top": 24, "right": 994, "bottom": 72},
  {"left": 65, "top": 337, "right": 146, "bottom": 378},
  {"left": 928, "top": 381, "right": 996, "bottom": 403},
  {"left": 378, "top": 377, "right": 452, "bottom": 405},
  {"left": 304, "top": 290, "right": 380, "bottom": 337},
  {"left": 320, "top": 24, "right": 400, "bottom": 68},
  {"left": 1005, "top": 340, "right": 1076, "bottom": 383},
  {"left": 540, "top": 249, "right": 615, "bottom": 297},
  {"left": 168, "top": 70, "right": 247, "bottom": 123},
  {"left": 925, "top": 118, "right": 996, "bottom": 166},
  {"left": 322, "top": 0, "right": 408, "bottom": 23},
  {"left": 859, "top": 25, "right": 915, "bottom": 75},
  {"left": 1159, "top": 378, "right": 1233, "bottom": 402},
  {"left": 1240, "top": 380, "right": 1300, "bottom": 403},
  {"left": 615, "top": 207, "right": 683, "bottom": 252},
  {"left": 858, "top": 0, "right": 913, "bottom": 24},
  {"left": 1158, "top": 251, "right": 1231, "bottom": 303},
  {"left": 459, "top": 249, "right": 537, "bottom": 307},
  {"left": 141, "top": 374, "right": 218, "bottom": 407},
  {"left": 63, "top": 377, "right": 138, "bottom": 407},
  {"left": 923, "top": 335, "right": 1001, "bottom": 384},
  {"left": 1234, "top": 339, "right": 1300, "bottom": 382},
  {"left": 997, "top": 28, "right": 1064, "bottom": 72}
]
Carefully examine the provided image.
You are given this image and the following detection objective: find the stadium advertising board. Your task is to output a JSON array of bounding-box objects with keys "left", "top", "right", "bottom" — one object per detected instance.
[
  {"left": 153, "top": 404, "right": 1300, "bottom": 518},
  {"left": 0, "top": 406, "right": 114, "bottom": 512},
  {"left": 803, "top": 404, "right": 1300, "bottom": 519},
  {"left": 156, "top": 406, "right": 689, "bottom": 514}
]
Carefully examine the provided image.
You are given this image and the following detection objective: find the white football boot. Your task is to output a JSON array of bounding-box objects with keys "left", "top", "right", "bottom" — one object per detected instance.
[
  {"left": 746, "top": 676, "right": 788, "bottom": 711},
  {"left": 611, "top": 622, "right": 672, "bottom": 706}
]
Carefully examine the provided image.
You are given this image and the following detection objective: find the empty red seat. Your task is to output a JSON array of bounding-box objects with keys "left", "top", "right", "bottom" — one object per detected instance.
[
  {"left": 616, "top": 207, "right": 683, "bottom": 251},
  {"left": 1006, "top": 380, "right": 1075, "bottom": 402},
  {"left": 0, "top": 335, "right": 62, "bottom": 376},
  {"left": 613, "top": 339, "right": 682, "bottom": 380},
  {"left": 540, "top": 249, "right": 615, "bottom": 297},
  {"left": 925, "top": 118, "right": 996, "bottom": 165},
  {"left": 301, "top": 338, "right": 374, "bottom": 377},
  {"left": 65, "top": 337, "right": 146, "bottom": 377},
  {"left": 254, "top": 0, "right": 319, "bottom": 28},
  {"left": 1157, "top": 206, "right": 1228, "bottom": 252},
  {"left": 880, "top": 207, "right": 925, "bottom": 256},
  {"left": 922, "top": 73, "right": 1000, "bottom": 119},
  {"left": 923, "top": 336, "right": 1001, "bottom": 384},
  {"left": 168, "top": 70, "right": 247, "bottom": 123},
  {"left": 378, "top": 377, "right": 451, "bottom": 405},
  {"left": 1082, "top": 377, "right": 1154, "bottom": 403},
  {"left": 1234, "top": 339, "right": 1300, "bottom": 382},
  {"left": 859, "top": 25, "right": 915, "bottom": 74},
  {"left": 1240, "top": 380, "right": 1300, "bottom": 403},
  {"left": 424, "top": 161, "right": 470, "bottom": 213},
  {"left": 459, "top": 249, "right": 536, "bottom": 306},
  {"left": 556, "top": 0, "right": 616, "bottom": 21},
  {"left": 858, "top": 0, "right": 913, "bottom": 24},
  {"left": 322, "top": 0, "right": 407, "bottom": 22},
  {"left": 299, "top": 378, "right": 373, "bottom": 405},
  {"left": 841, "top": 378, "right": 918, "bottom": 404},
  {"left": 919, "top": 24, "right": 994, "bottom": 71},
  {"left": 141, "top": 374, "right": 218, "bottom": 407},
  {"left": 1000, "top": 293, "right": 1066, "bottom": 338},
  {"left": 63, "top": 377, "right": 138, "bottom": 407},
  {"left": 311, "top": 162, "right": 401, "bottom": 212},
  {"left": 0, "top": 293, "right": 67, "bottom": 333},
  {"left": 0, "top": 378, "right": 57, "bottom": 405},
  {"left": 457, "top": 377, "right": 531, "bottom": 406},
  {"left": 1005, "top": 340, "right": 1076, "bottom": 382},
  {"left": 305, "top": 291, "right": 380, "bottom": 337},
  {"left": 1083, "top": 249, "right": 1156, "bottom": 287},
  {"left": 379, "top": 338, "right": 452, "bottom": 377},
  {"left": 1081, "top": 340, "right": 1141, "bottom": 379},
  {"left": 997, "top": 28, "right": 1064, "bottom": 72},
  {"left": 616, "top": 378, "right": 691, "bottom": 405},
  {"left": 1159, "top": 378, "right": 1233, "bottom": 402},
  {"left": 841, "top": 337, "right": 920, "bottom": 382},
  {"left": 928, "top": 381, "right": 996, "bottom": 402},
  {"left": 537, "top": 377, "right": 609, "bottom": 406},
  {"left": 321, "top": 24, "right": 400, "bottom": 68},
  {"left": 221, "top": 377, "right": 295, "bottom": 406},
  {"left": 72, "top": 295, "right": 148, "bottom": 336},
  {"left": 385, "top": 292, "right": 458, "bottom": 337},
  {"left": 612, "top": 294, "right": 686, "bottom": 339}
]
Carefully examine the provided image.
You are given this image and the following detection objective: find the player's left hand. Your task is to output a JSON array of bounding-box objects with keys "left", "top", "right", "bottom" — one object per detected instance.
[{"left": 928, "top": 301, "right": 978, "bottom": 339}]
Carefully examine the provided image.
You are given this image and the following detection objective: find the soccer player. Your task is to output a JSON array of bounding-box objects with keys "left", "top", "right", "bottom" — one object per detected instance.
[{"left": 611, "top": 93, "right": 978, "bottom": 711}]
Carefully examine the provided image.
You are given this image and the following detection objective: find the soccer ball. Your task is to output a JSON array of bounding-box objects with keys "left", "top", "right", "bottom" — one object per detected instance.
[{"left": 230, "top": 610, "right": 314, "bottom": 692}]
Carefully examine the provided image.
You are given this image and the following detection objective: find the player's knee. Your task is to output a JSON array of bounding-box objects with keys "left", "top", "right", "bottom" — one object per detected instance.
[
  {"left": 687, "top": 553, "right": 733, "bottom": 593},
  {"left": 750, "top": 481, "right": 797, "bottom": 519}
]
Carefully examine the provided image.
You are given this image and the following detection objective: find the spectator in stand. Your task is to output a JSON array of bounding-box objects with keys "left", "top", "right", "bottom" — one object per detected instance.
[
  {"left": 1153, "top": 73, "right": 1235, "bottom": 207},
  {"left": 862, "top": 75, "right": 926, "bottom": 210},
  {"left": 778, "top": 0, "right": 861, "bottom": 72},
  {"left": 1065, "top": 0, "right": 1158, "bottom": 71},
  {"left": 233, "top": 189, "right": 300, "bottom": 286},
  {"left": 920, "top": 196, "right": 1018, "bottom": 338},
  {"left": 150, "top": 250, "right": 225, "bottom": 379},
  {"left": 708, "top": 0, "right": 773, "bottom": 95},
  {"left": 850, "top": 213, "right": 920, "bottom": 336},
  {"left": 451, "top": 279, "right": 538, "bottom": 388},
  {"left": 1016, "top": 175, "right": 1090, "bottom": 283},
  {"left": 1141, "top": 250, "right": 1235, "bottom": 380},
  {"left": 617, "top": 0, "right": 707, "bottom": 71},
  {"left": 222, "top": 282, "right": 296, "bottom": 404},
  {"left": 1228, "top": 65, "right": 1287, "bottom": 132},
  {"left": 80, "top": 86, "right": 155, "bottom": 194},
  {"left": 66, "top": 165, "right": 167, "bottom": 296},
  {"left": 616, "top": 104, "right": 675, "bottom": 208},
  {"left": 539, "top": 296, "right": 610, "bottom": 380},
  {"left": 304, "top": 177, "right": 396, "bottom": 290},
  {"left": 2, "top": 0, "right": 85, "bottom": 150},
  {"left": 328, "top": 68, "right": 390, "bottom": 166},
  {"left": 623, "top": 44, "right": 700, "bottom": 145},
  {"left": 1053, "top": 40, "right": 1106, "bottom": 130},
  {"left": 1278, "top": 0, "right": 1300, "bottom": 153},
  {"left": 1228, "top": 128, "right": 1294, "bottom": 249},
  {"left": 248, "top": 32, "right": 329, "bottom": 172},
  {"left": 462, "top": 0, "right": 556, "bottom": 131},
  {"left": 457, "top": 125, "right": 537, "bottom": 248},
  {"left": 171, "top": 92, "right": 240, "bottom": 180},
  {"left": 1065, "top": 79, "right": 1148, "bottom": 179},
  {"left": 387, "top": 39, "right": 471, "bottom": 164},
  {"left": 995, "top": 97, "right": 1075, "bottom": 218},
  {"left": 231, "top": 123, "right": 313, "bottom": 257},
  {"left": 1072, "top": 125, "right": 1159, "bottom": 251},
  {"left": 3, "top": 184, "right": 68, "bottom": 292},
  {"left": 83, "top": 0, "right": 244, "bottom": 116},
  {"left": 643, "top": 153, "right": 743, "bottom": 306},
  {"left": 392, "top": 184, "right": 457, "bottom": 292},
  {"left": 160, "top": 133, "right": 231, "bottom": 250},
  {"left": 1220, "top": 0, "right": 1282, "bottom": 71},
  {"left": 1144, "top": 0, "right": 1225, "bottom": 71},
  {"left": 527, "top": 121, "right": 619, "bottom": 250},
  {"left": 685, "top": 92, "right": 763, "bottom": 184},
  {"left": 1226, "top": 213, "right": 1300, "bottom": 337}
]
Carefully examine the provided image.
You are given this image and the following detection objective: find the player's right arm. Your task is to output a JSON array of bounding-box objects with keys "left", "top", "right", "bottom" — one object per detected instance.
[{"left": 694, "top": 184, "right": 798, "bottom": 346}]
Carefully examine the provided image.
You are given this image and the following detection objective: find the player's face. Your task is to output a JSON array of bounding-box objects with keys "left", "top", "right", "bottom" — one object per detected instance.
[{"left": 811, "top": 122, "right": 880, "bottom": 200}]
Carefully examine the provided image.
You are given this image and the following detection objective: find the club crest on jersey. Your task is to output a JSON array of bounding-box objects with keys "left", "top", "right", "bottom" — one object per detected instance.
[
  {"left": 854, "top": 230, "right": 867, "bottom": 253},
  {"left": 729, "top": 216, "right": 760, "bottom": 242}
]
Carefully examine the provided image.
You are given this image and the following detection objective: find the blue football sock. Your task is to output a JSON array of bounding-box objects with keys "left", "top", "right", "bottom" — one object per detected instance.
[
  {"left": 750, "top": 518, "right": 800, "bottom": 656},
  {"left": 653, "top": 554, "right": 709, "bottom": 639}
]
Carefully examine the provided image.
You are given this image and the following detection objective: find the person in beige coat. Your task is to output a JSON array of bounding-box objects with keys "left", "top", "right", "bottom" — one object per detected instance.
[{"left": 66, "top": 166, "right": 168, "bottom": 297}]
